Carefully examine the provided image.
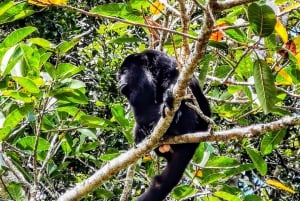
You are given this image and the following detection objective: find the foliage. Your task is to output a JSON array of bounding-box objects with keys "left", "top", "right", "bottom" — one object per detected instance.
[{"left": 0, "top": 0, "right": 299, "bottom": 200}]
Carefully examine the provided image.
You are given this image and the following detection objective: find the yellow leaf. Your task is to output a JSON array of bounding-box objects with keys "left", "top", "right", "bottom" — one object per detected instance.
[
  {"left": 28, "top": 0, "right": 50, "bottom": 7},
  {"left": 266, "top": 179, "right": 296, "bottom": 194},
  {"left": 49, "top": 0, "right": 67, "bottom": 5},
  {"left": 295, "top": 53, "right": 300, "bottom": 69},
  {"left": 142, "top": 155, "right": 152, "bottom": 162},
  {"left": 1, "top": 90, "right": 10, "bottom": 96},
  {"left": 282, "top": 2, "right": 300, "bottom": 13},
  {"left": 275, "top": 19, "right": 288, "bottom": 43},
  {"left": 266, "top": 58, "right": 274, "bottom": 64},
  {"left": 274, "top": 66, "right": 292, "bottom": 85},
  {"left": 28, "top": 0, "right": 67, "bottom": 7},
  {"left": 194, "top": 169, "right": 203, "bottom": 177},
  {"left": 150, "top": 1, "right": 164, "bottom": 15}
]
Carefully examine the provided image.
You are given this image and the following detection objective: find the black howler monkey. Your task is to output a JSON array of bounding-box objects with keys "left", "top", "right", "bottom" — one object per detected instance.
[{"left": 118, "top": 50, "right": 211, "bottom": 201}]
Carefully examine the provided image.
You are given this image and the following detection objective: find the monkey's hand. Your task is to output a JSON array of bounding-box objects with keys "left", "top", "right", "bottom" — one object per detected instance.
[{"left": 162, "top": 88, "right": 174, "bottom": 118}]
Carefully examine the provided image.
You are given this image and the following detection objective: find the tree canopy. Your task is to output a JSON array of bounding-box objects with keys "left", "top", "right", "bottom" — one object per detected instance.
[{"left": 0, "top": 0, "right": 299, "bottom": 200}]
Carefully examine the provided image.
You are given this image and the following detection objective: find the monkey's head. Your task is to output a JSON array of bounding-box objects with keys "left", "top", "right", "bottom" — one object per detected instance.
[
  {"left": 118, "top": 50, "right": 178, "bottom": 106},
  {"left": 118, "top": 52, "right": 157, "bottom": 106}
]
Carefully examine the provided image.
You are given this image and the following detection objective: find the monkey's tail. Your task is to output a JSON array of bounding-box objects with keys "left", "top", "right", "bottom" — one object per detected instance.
[{"left": 137, "top": 143, "right": 198, "bottom": 201}]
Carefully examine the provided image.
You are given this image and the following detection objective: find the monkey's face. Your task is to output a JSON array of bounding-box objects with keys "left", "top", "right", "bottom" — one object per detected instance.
[
  {"left": 118, "top": 54, "right": 157, "bottom": 105},
  {"left": 118, "top": 68, "right": 131, "bottom": 96}
]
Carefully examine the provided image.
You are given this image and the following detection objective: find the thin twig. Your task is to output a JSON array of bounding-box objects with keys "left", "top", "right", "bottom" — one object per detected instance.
[
  {"left": 178, "top": 0, "right": 191, "bottom": 57},
  {"left": 120, "top": 164, "right": 136, "bottom": 201},
  {"left": 56, "top": 4, "right": 199, "bottom": 41}
]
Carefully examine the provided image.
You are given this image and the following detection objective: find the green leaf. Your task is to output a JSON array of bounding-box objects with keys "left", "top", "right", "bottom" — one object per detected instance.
[
  {"left": 12, "top": 76, "right": 40, "bottom": 94},
  {"left": 78, "top": 129, "right": 97, "bottom": 140},
  {"left": 47, "top": 161, "right": 58, "bottom": 176},
  {"left": 109, "top": 37, "right": 141, "bottom": 44},
  {"left": 198, "top": 54, "right": 214, "bottom": 87},
  {"left": 52, "top": 88, "right": 88, "bottom": 104},
  {"left": 41, "top": 116, "right": 55, "bottom": 131},
  {"left": 94, "top": 188, "right": 114, "bottom": 199},
  {"left": 128, "top": 0, "right": 150, "bottom": 11},
  {"left": 20, "top": 44, "right": 40, "bottom": 73},
  {"left": 248, "top": 3, "right": 276, "bottom": 37},
  {"left": 1, "top": 26, "right": 37, "bottom": 47},
  {"left": 214, "top": 191, "right": 242, "bottom": 201},
  {"left": 2, "top": 90, "right": 32, "bottom": 103},
  {"left": 223, "top": 164, "right": 254, "bottom": 178},
  {"left": 17, "top": 136, "right": 50, "bottom": 151},
  {"left": 79, "top": 142, "right": 99, "bottom": 152},
  {"left": 91, "top": 3, "right": 125, "bottom": 17},
  {"left": 61, "top": 137, "right": 72, "bottom": 155},
  {"left": 0, "top": 2, "right": 34, "bottom": 25},
  {"left": 260, "top": 129, "right": 286, "bottom": 155},
  {"left": 193, "top": 142, "right": 214, "bottom": 163},
  {"left": 244, "top": 194, "right": 262, "bottom": 201},
  {"left": 91, "top": 3, "right": 143, "bottom": 22},
  {"left": 215, "top": 65, "right": 232, "bottom": 78},
  {"left": 111, "top": 104, "right": 129, "bottom": 127},
  {"left": 225, "top": 28, "right": 247, "bottom": 42},
  {"left": 44, "top": 62, "right": 56, "bottom": 79},
  {"left": 79, "top": 115, "right": 106, "bottom": 128},
  {"left": 208, "top": 41, "right": 228, "bottom": 50},
  {"left": 221, "top": 184, "right": 241, "bottom": 195},
  {"left": 99, "top": 152, "right": 120, "bottom": 161},
  {"left": 28, "top": 38, "right": 54, "bottom": 49},
  {"left": 0, "top": 127, "right": 10, "bottom": 141},
  {"left": 56, "top": 37, "right": 81, "bottom": 54},
  {"left": 0, "top": 3, "right": 34, "bottom": 25},
  {"left": 203, "top": 196, "right": 219, "bottom": 201},
  {"left": 57, "top": 106, "right": 86, "bottom": 120},
  {"left": 3, "top": 105, "right": 32, "bottom": 128},
  {"left": 1, "top": 45, "right": 23, "bottom": 77},
  {"left": 246, "top": 147, "right": 267, "bottom": 176},
  {"left": 202, "top": 173, "right": 225, "bottom": 185},
  {"left": 7, "top": 182, "right": 25, "bottom": 201},
  {"left": 56, "top": 63, "right": 84, "bottom": 80},
  {"left": 201, "top": 163, "right": 254, "bottom": 185},
  {"left": 253, "top": 59, "right": 277, "bottom": 113},
  {"left": 206, "top": 156, "right": 240, "bottom": 167},
  {"left": 0, "top": 0, "right": 15, "bottom": 17},
  {"left": 171, "top": 185, "right": 197, "bottom": 200},
  {"left": 39, "top": 52, "right": 52, "bottom": 68}
]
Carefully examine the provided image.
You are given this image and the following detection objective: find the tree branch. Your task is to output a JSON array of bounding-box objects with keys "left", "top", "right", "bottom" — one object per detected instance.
[
  {"left": 120, "top": 164, "right": 136, "bottom": 201},
  {"left": 162, "top": 115, "right": 300, "bottom": 144}
]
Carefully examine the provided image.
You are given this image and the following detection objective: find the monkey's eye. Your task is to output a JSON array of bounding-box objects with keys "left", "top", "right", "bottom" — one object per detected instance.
[{"left": 120, "top": 68, "right": 128, "bottom": 75}]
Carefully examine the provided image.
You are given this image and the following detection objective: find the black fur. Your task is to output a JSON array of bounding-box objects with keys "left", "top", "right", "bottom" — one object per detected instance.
[{"left": 118, "top": 50, "right": 211, "bottom": 201}]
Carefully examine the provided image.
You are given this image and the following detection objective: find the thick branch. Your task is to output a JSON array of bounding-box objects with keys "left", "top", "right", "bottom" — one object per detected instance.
[{"left": 163, "top": 115, "right": 300, "bottom": 144}]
